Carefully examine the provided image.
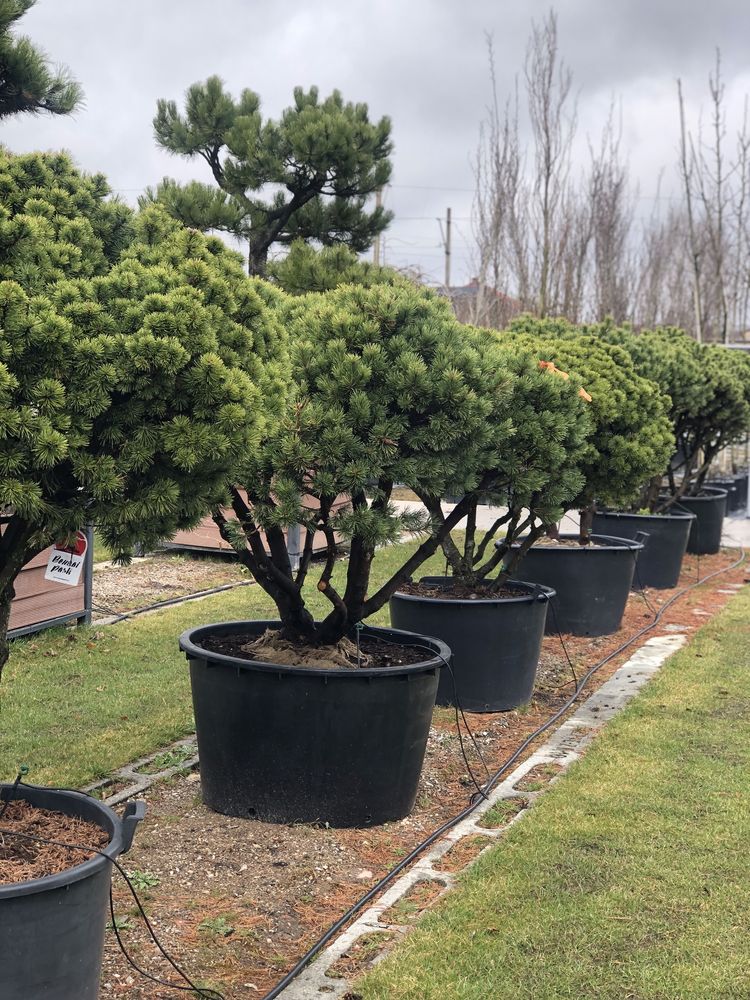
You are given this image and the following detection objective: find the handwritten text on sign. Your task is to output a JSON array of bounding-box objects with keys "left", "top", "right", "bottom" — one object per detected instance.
[{"left": 44, "top": 531, "right": 88, "bottom": 587}]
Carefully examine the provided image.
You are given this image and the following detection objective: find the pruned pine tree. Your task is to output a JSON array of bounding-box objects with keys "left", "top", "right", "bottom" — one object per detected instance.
[
  {"left": 212, "top": 283, "right": 511, "bottom": 654},
  {"left": 416, "top": 326, "right": 592, "bottom": 589},
  {"left": 502, "top": 316, "right": 675, "bottom": 537},
  {"left": 0, "top": 0, "right": 82, "bottom": 119},
  {"left": 598, "top": 324, "right": 750, "bottom": 503},
  {"left": 143, "top": 78, "right": 393, "bottom": 276},
  {"left": 0, "top": 151, "right": 287, "bottom": 677}
]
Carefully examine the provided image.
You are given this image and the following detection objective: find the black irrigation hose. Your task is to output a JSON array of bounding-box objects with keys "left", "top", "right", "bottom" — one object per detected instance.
[
  {"left": 258, "top": 546, "right": 747, "bottom": 1000},
  {"left": 90, "top": 579, "right": 255, "bottom": 626}
]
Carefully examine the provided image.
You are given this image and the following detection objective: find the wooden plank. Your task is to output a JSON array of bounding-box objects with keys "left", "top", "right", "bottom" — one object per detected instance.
[{"left": 9, "top": 546, "right": 85, "bottom": 631}]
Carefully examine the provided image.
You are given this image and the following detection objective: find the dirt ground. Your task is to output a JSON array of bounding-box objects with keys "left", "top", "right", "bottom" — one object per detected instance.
[
  {"left": 99, "top": 549, "right": 747, "bottom": 999},
  {"left": 92, "top": 553, "right": 247, "bottom": 617}
]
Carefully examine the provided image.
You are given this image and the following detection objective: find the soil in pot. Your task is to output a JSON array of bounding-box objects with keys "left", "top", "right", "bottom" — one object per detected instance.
[
  {"left": 389, "top": 577, "right": 552, "bottom": 713},
  {"left": 504, "top": 534, "right": 642, "bottom": 637},
  {"left": 0, "top": 800, "right": 108, "bottom": 884},
  {"left": 180, "top": 621, "right": 448, "bottom": 827},
  {"left": 591, "top": 510, "right": 694, "bottom": 589}
]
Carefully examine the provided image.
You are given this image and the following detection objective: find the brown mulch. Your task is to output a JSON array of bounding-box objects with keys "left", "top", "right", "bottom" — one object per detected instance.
[
  {"left": 93, "top": 553, "right": 247, "bottom": 617},
  {"left": 98, "top": 548, "right": 746, "bottom": 999},
  {"left": 0, "top": 800, "right": 109, "bottom": 883}
]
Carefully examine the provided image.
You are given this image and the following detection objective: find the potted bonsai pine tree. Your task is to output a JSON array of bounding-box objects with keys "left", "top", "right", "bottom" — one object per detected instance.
[
  {"left": 179, "top": 281, "right": 521, "bottom": 827},
  {"left": 389, "top": 325, "right": 593, "bottom": 711},
  {"left": 0, "top": 153, "right": 284, "bottom": 999},
  {"left": 595, "top": 325, "right": 750, "bottom": 557},
  {"left": 490, "top": 317, "right": 674, "bottom": 635}
]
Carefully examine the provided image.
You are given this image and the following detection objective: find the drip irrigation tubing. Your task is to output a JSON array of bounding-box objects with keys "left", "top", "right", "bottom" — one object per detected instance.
[
  {"left": 257, "top": 546, "right": 747, "bottom": 1000},
  {"left": 89, "top": 579, "right": 255, "bottom": 626}
]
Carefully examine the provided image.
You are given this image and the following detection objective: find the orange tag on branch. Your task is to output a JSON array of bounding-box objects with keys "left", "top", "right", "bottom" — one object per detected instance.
[{"left": 538, "top": 360, "right": 592, "bottom": 402}]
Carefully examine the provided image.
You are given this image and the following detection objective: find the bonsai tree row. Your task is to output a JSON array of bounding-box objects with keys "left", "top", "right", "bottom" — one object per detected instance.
[
  {"left": 492, "top": 316, "right": 674, "bottom": 537},
  {"left": 0, "top": 150, "right": 685, "bottom": 673},
  {"left": 207, "top": 296, "right": 680, "bottom": 646},
  {"left": 594, "top": 323, "right": 750, "bottom": 509}
]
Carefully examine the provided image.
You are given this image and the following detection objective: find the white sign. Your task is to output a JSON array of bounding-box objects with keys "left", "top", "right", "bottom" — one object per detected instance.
[{"left": 44, "top": 531, "right": 88, "bottom": 587}]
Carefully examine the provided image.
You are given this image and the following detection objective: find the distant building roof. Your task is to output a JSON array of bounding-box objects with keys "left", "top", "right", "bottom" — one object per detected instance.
[{"left": 435, "top": 278, "right": 521, "bottom": 328}]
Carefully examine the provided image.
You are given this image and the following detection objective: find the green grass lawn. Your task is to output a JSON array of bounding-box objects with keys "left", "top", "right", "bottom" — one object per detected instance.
[
  {"left": 92, "top": 530, "right": 115, "bottom": 563},
  {"left": 0, "top": 539, "right": 450, "bottom": 787},
  {"left": 358, "top": 584, "right": 750, "bottom": 1000}
]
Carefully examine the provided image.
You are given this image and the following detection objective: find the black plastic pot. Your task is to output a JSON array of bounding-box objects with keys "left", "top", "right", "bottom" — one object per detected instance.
[
  {"left": 672, "top": 487, "right": 728, "bottom": 554},
  {"left": 179, "top": 621, "right": 450, "bottom": 828},
  {"left": 707, "top": 476, "right": 748, "bottom": 513},
  {"left": 0, "top": 784, "right": 144, "bottom": 1000},
  {"left": 706, "top": 478, "right": 739, "bottom": 511},
  {"left": 502, "top": 534, "right": 643, "bottom": 637},
  {"left": 389, "top": 578, "right": 553, "bottom": 713},
  {"left": 592, "top": 510, "right": 695, "bottom": 589},
  {"left": 732, "top": 472, "right": 749, "bottom": 512}
]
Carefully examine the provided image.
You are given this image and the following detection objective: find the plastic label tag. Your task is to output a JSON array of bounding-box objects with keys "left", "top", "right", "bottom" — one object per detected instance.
[{"left": 44, "top": 531, "right": 87, "bottom": 587}]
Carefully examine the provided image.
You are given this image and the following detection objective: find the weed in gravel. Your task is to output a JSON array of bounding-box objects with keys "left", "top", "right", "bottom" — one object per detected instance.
[
  {"left": 198, "top": 915, "right": 235, "bottom": 938},
  {"left": 126, "top": 869, "right": 160, "bottom": 891}
]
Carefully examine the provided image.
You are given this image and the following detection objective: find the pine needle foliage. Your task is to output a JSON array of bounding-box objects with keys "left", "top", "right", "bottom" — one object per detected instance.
[
  {"left": 597, "top": 324, "right": 750, "bottom": 505},
  {"left": 0, "top": 151, "right": 286, "bottom": 676},
  {"left": 417, "top": 324, "right": 593, "bottom": 588},
  {"left": 502, "top": 316, "right": 675, "bottom": 535},
  {"left": 0, "top": 0, "right": 82, "bottom": 119},
  {"left": 269, "top": 240, "right": 401, "bottom": 296},
  {"left": 212, "top": 283, "right": 515, "bottom": 645},
  {"left": 143, "top": 78, "right": 392, "bottom": 276}
]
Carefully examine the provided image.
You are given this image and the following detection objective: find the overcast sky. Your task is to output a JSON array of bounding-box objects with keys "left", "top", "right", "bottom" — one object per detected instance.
[{"left": 4, "top": 0, "right": 750, "bottom": 285}]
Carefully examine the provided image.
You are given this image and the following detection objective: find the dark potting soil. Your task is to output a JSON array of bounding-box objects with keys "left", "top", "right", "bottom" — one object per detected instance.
[
  {"left": 0, "top": 799, "right": 109, "bottom": 884},
  {"left": 199, "top": 631, "right": 430, "bottom": 669},
  {"left": 399, "top": 580, "right": 522, "bottom": 600}
]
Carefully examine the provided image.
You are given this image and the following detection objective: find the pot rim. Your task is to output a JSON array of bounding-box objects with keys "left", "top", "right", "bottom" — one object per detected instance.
[
  {"left": 664, "top": 486, "right": 728, "bottom": 502},
  {"left": 502, "top": 532, "right": 644, "bottom": 553},
  {"left": 595, "top": 508, "right": 695, "bottom": 522},
  {"left": 392, "top": 577, "right": 556, "bottom": 605},
  {"left": 179, "top": 620, "right": 451, "bottom": 678},
  {"left": 0, "top": 784, "right": 123, "bottom": 899}
]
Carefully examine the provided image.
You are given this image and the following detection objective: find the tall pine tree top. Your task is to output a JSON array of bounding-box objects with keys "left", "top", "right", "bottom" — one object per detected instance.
[
  {"left": 0, "top": 1, "right": 82, "bottom": 119},
  {"left": 143, "top": 78, "right": 392, "bottom": 276}
]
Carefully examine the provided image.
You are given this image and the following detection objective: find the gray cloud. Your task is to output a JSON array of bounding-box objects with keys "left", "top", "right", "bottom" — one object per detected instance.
[{"left": 3, "top": 0, "right": 748, "bottom": 283}]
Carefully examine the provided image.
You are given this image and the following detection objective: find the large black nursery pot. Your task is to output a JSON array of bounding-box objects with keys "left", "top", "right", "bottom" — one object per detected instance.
[
  {"left": 502, "top": 534, "right": 643, "bottom": 637},
  {"left": 707, "top": 475, "right": 747, "bottom": 514},
  {"left": 672, "top": 486, "right": 727, "bottom": 555},
  {"left": 732, "top": 471, "right": 748, "bottom": 512},
  {"left": 0, "top": 784, "right": 145, "bottom": 1000},
  {"left": 592, "top": 509, "right": 695, "bottom": 589},
  {"left": 179, "top": 621, "right": 450, "bottom": 828},
  {"left": 389, "top": 577, "right": 554, "bottom": 713}
]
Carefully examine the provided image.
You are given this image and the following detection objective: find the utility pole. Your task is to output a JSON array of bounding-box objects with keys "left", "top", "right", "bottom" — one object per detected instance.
[
  {"left": 373, "top": 188, "right": 383, "bottom": 265},
  {"left": 437, "top": 208, "right": 452, "bottom": 288}
]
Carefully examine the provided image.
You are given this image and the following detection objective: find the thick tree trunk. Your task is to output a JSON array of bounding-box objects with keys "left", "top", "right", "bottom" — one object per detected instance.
[
  {"left": 578, "top": 504, "right": 595, "bottom": 542},
  {"left": 0, "top": 583, "right": 15, "bottom": 681}
]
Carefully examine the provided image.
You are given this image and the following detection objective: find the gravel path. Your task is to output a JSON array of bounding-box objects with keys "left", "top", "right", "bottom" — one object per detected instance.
[{"left": 92, "top": 553, "right": 248, "bottom": 617}]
